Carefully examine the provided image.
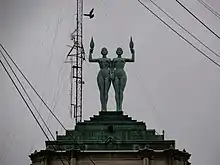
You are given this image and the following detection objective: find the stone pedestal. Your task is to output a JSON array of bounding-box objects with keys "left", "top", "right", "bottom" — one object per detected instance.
[{"left": 29, "top": 111, "right": 191, "bottom": 165}]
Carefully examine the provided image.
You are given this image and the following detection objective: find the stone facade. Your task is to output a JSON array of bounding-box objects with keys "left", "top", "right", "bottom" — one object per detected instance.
[
  {"left": 29, "top": 111, "right": 191, "bottom": 165},
  {"left": 30, "top": 149, "right": 191, "bottom": 165}
]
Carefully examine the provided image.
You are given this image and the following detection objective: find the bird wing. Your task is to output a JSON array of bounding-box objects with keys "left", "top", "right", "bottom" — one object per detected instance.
[{"left": 90, "top": 8, "right": 94, "bottom": 15}]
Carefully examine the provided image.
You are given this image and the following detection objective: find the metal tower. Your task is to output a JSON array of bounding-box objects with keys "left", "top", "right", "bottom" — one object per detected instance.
[
  {"left": 67, "top": 0, "right": 84, "bottom": 124},
  {"left": 66, "top": 0, "right": 94, "bottom": 124}
]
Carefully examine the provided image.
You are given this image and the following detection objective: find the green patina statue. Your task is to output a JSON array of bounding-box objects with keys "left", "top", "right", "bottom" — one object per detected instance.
[
  {"left": 89, "top": 37, "right": 135, "bottom": 111},
  {"left": 89, "top": 37, "right": 111, "bottom": 111},
  {"left": 112, "top": 37, "right": 135, "bottom": 111}
]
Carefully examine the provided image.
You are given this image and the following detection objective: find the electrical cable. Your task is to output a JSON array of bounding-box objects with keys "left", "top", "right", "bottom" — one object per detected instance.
[
  {"left": 4, "top": 132, "right": 14, "bottom": 163},
  {"left": 149, "top": 0, "right": 220, "bottom": 58},
  {"left": 196, "top": 0, "right": 220, "bottom": 20},
  {"left": 137, "top": 0, "right": 220, "bottom": 68},
  {"left": 100, "top": 0, "right": 108, "bottom": 17},
  {"left": 0, "top": 44, "right": 94, "bottom": 164},
  {"left": 134, "top": 73, "right": 163, "bottom": 134},
  {"left": 0, "top": 49, "right": 68, "bottom": 165},
  {"left": 176, "top": 0, "right": 220, "bottom": 40},
  {"left": 0, "top": 44, "right": 68, "bottom": 132},
  {"left": 0, "top": 59, "right": 50, "bottom": 142},
  {"left": 48, "top": 2, "right": 65, "bottom": 67},
  {"left": 48, "top": 19, "right": 62, "bottom": 67},
  {"left": 48, "top": 63, "right": 66, "bottom": 121},
  {"left": 0, "top": 49, "right": 55, "bottom": 140}
]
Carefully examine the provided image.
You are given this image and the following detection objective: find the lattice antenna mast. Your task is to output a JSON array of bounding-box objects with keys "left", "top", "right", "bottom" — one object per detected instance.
[
  {"left": 66, "top": 0, "right": 94, "bottom": 124},
  {"left": 67, "top": 0, "right": 84, "bottom": 124}
]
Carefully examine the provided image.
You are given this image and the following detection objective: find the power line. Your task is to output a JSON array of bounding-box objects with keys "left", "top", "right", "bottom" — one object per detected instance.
[
  {"left": 0, "top": 44, "right": 68, "bottom": 132},
  {"left": 0, "top": 49, "right": 68, "bottom": 165},
  {"left": 196, "top": 0, "right": 220, "bottom": 20},
  {"left": 148, "top": 0, "right": 220, "bottom": 58},
  {"left": 4, "top": 132, "right": 14, "bottom": 163},
  {"left": 48, "top": 3, "right": 65, "bottom": 68},
  {"left": 1, "top": 44, "right": 75, "bottom": 141},
  {"left": 0, "top": 59, "right": 50, "bottom": 141},
  {"left": 137, "top": 0, "right": 220, "bottom": 68},
  {"left": 100, "top": 0, "right": 108, "bottom": 17},
  {"left": 48, "top": 19, "right": 62, "bottom": 67},
  {"left": 48, "top": 63, "right": 66, "bottom": 121},
  {"left": 0, "top": 44, "right": 95, "bottom": 164},
  {"left": 176, "top": 0, "right": 220, "bottom": 40},
  {"left": 134, "top": 74, "right": 162, "bottom": 130},
  {"left": 0, "top": 49, "right": 55, "bottom": 141}
]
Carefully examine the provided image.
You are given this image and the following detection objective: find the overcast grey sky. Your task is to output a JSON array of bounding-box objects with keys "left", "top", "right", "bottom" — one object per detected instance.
[{"left": 0, "top": 0, "right": 220, "bottom": 164}]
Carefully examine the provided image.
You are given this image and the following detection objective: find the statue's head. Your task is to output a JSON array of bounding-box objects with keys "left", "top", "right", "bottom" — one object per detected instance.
[
  {"left": 116, "top": 47, "right": 123, "bottom": 56},
  {"left": 101, "top": 47, "right": 108, "bottom": 57}
]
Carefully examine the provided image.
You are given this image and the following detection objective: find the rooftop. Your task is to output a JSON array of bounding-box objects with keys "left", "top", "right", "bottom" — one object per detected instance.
[{"left": 46, "top": 111, "right": 175, "bottom": 151}]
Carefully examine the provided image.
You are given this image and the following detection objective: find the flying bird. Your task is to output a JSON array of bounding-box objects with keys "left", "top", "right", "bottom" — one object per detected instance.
[{"left": 84, "top": 8, "right": 94, "bottom": 19}]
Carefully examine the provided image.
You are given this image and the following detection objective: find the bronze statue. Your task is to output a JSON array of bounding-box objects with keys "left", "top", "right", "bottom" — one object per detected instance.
[
  {"left": 112, "top": 37, "right": 135, "bottom": 111},
  {"left": 89, "top": 37, "right": 111, "bottom": 111},
  {"left": 89, "top": 37, "right": 135, "bottom": 111}
]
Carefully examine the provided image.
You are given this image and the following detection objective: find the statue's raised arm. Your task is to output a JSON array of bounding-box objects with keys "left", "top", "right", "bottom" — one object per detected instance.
[
  {"left": 89, "top": 37, "right": 99, "bottom": 62},
  {"left": 125, "top": 37, "right": 135, "bottom": 62}
]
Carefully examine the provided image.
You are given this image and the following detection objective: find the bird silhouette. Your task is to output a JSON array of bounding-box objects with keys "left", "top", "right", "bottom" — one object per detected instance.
[{"left": 84, "top": 8, "right": 94, "bottom": 19}]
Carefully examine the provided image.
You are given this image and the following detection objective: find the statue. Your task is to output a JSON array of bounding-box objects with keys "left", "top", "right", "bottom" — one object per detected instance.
[
  {"left": 112, "top": 37, "right": 135, "bottom": 111},
  {"left": 89, "top": 37, "right": 135, "bottom": 112},
  {"left": 89, "top": 37, "right": 111, "bottom": 111}
]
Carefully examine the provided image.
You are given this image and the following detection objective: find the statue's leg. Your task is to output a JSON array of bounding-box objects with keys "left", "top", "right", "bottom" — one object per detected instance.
[
  {"left": 97, "top": 75, "right": 105, "bottom": 111},
  {"left": 119, "top": 75, "right": 127, "bottom": 111},
  {"left": 113, "top": 77, "right": 120, "bottom": 111},
  {"left": 104, "top": 77, "right": 111, "bottom": 111}
]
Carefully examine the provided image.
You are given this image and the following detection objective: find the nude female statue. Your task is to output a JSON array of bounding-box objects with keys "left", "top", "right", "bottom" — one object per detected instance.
[
  {"left": 112, "top": 37, "right": 135, "bottom": 111},
  {"left": 89, "top": 37, "right": 111, "bottom": 111}
]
